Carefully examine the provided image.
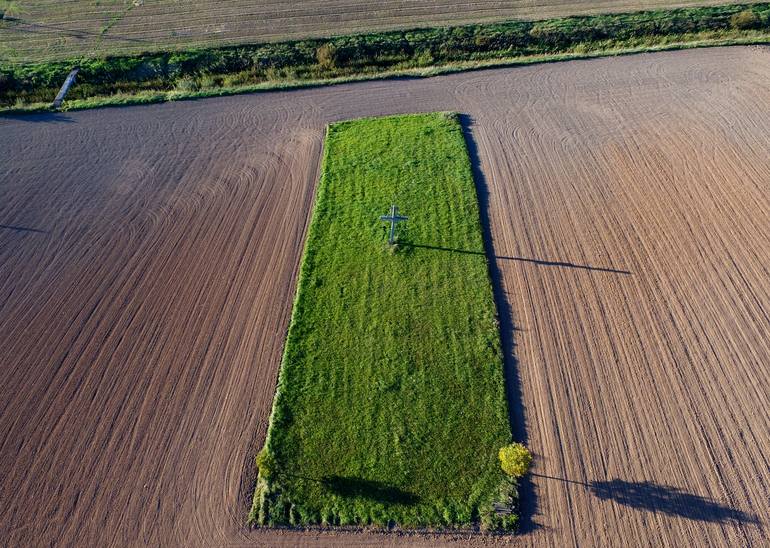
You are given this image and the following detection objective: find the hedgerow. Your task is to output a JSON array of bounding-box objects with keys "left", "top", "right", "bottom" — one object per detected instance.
[{"left": 2, "top": 3, "right": 769, "bottom": 107}]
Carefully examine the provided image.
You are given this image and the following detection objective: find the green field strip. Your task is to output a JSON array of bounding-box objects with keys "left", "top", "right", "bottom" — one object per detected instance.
[{"left": 251, "top": 112, "right": 516, "bottom": 530}]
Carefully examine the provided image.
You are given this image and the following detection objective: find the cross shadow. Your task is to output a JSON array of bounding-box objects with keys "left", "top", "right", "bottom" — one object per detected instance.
[
  {"left": 401, "top": 243, "right": 631, "bottom": 275},
  {"left": 532, "top": 473, "right": 759, "bottom": 525},
  {"left": 458, "top": 113, "right": 537, "bottom": 533},
  {"left": 0, "top": 224, "right": 47, "bottom": 234}
]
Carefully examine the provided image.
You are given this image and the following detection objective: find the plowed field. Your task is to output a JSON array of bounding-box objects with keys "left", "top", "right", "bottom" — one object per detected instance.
[
  {"left": 1, "top": 46, "right": 768, "bottom": 547},
  {"left": 0, "top": 0, "right": 762, "bottom": 62}
]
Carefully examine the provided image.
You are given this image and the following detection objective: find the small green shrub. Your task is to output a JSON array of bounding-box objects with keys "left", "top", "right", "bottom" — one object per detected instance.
[
  {"left": 174, "top": 76, "right": 199, "bottom": 92},
  {"left": 1, "top": 1, "right": 26, "bottom": 20},
  {"left": 499, "top": 443, "right": 532, "bottom": 478},
  {"left": 731, "top": 9, "right": 761, "bottom": 29},
  {"left": 221, "top": 71, "right": 251, "bottom": 87},
  {"left": 198, "top": 72, "right": 222, "bottom": 89},
  {"left": 481, "top": 508, "right": 519, "bottom": 531},
  {"left": 316, "top": 43, "right": 338, "bottom": 69},
  {"left": 255, "top": 447, "right": 276, "bottom": 480}
]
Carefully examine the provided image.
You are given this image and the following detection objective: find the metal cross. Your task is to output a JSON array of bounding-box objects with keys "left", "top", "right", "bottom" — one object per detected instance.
[{"left": 380, "top": 204, "right": 408, "bottom": 245}]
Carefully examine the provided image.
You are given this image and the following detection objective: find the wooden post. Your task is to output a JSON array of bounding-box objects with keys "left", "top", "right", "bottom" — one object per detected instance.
[{"left": 52, "top": 68, "right": 80, "bottom": 110}]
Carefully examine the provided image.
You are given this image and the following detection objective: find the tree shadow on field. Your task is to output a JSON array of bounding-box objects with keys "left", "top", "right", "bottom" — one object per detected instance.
[
  {"left": 279, "top": 472, "right": 420, "bottom": 506},
  {"left": 459, "top": 113, "right": 537, "bottom": 533},
  {"left": 0, "top": 112, "right": 74, "bottom": 124},
  {"left": 533, "top": 474, "right": 759, "bottom": 525},
  {"left": 591, "top": 479, "right": 759, "bottom": 525},
  {"left": 0, "top": 224, "right": 47, "bottom": 234},
  {"left": 321, "top": 475, "right": 420, "bottom": 505}
]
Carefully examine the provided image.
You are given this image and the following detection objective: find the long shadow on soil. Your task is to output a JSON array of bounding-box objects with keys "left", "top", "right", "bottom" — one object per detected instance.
[
  {"left": 0, "top": 224, "right": 47, "bottom": 234},
  {"left": 459, "top": 114, "right": 537, "bottom": 533},
  {"left": 0, "top": 112, "right": 74, "bottom": 124},
  {"left": 532, "top": 474, "right": 759, "bottom": 525},
  {"left": 401, "top": 243, "right": 631, "bottom": 275}
]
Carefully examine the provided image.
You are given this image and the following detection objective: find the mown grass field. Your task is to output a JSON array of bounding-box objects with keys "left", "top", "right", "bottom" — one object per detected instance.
[
  {"left": 0, "top": 0, "right": 762, "bottom": 63},
  {"left": 251, "top": 113, "right": 515, "bottom": 530}
]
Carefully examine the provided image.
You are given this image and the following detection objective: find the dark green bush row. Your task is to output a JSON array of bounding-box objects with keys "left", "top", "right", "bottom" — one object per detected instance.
[{"left": 1, "top": 3, "right": 769, "bottom": 106}]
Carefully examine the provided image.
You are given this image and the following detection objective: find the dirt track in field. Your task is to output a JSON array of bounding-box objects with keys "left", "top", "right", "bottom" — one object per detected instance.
[
  {"left": 1, "top": 0, "right": 764, "bottom": 62},
  {"left": 1, "top": 46, "right": 769, "bottom": 547}
]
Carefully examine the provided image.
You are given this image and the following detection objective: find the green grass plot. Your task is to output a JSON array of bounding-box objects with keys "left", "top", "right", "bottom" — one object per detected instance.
[{"left": 251, "top": 112, "right": 515, "bottom": 530}]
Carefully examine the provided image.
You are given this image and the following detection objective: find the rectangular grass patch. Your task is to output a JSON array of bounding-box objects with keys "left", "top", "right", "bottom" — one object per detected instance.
[{"left": 251, "top": 112, "right": 515, "bottom": 530}]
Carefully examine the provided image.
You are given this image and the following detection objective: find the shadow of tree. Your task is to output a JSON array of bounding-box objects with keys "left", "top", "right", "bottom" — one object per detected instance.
[
  {"left": 0, "top": 112, "right": 74, "bottom": 123},
  {"left": 532, "top": 473, "right": 759, "bottom": 525},
  {"left": 0, "top": 224, "right": 47, "bottom": 233},
  {"left": 590, "top": 479, "right": 759, "bottom": 525},
  {"left": 321, "top": 475, "right": 420, "bottom": 505}
]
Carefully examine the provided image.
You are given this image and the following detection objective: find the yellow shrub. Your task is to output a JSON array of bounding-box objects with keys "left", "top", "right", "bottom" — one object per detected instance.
[{"left": 498, "top": 443, "right": 532, "bottom": 478}]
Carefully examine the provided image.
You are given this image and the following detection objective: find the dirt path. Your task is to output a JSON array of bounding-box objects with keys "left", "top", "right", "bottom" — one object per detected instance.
[{"left": 1, "top": 47, "right": 768, "bottom": 547}]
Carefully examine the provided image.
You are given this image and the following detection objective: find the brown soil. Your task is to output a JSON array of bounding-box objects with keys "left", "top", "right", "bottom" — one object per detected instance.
[{"left": 1, "top": 46, "right": 768, "bottom": 547}]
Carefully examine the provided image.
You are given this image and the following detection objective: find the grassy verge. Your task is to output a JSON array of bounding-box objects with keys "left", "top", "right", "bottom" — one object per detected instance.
[
  {"left": 251, "top": 113, "right": 515, "bottom": 531},
  {"left": 2, "top": 3, "right": 770, "bottom": 113}
]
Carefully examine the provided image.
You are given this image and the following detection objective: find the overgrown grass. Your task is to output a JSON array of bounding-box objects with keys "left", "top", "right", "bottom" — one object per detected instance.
[
  {"left": 251, "top": 113, "right": 515, "bottom": 531},
  {"left": 2, "top": 3, "right": 770, "bottom": 112}
]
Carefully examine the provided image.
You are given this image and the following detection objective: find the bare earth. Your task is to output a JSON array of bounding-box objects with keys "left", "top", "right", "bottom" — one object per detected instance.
[
  {"left": 0, "top": 0, "right": 762, "bottom": 62},
  {"left": 1, "top": 46, "right": 769, "bottom": 547}
]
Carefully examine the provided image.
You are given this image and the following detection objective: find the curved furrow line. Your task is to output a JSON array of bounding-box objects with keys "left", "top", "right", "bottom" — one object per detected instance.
[{"left": 1, "top": 47, "right": 769, "bottom": 547}]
